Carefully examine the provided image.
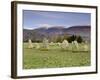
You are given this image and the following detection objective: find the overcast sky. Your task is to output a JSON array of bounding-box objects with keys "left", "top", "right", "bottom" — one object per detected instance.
[{"left": 23, "top": 10, "right": 91, "bottom": 29}]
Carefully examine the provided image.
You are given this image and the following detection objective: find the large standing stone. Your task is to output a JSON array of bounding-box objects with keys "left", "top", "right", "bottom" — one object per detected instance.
[{"left": 61, "top": 40, "right": 69, "bottom": 50}]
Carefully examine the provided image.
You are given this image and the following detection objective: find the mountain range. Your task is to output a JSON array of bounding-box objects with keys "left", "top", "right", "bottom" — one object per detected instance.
[{"left": 23, "top": 25, "right": 91, "bottom": 42}]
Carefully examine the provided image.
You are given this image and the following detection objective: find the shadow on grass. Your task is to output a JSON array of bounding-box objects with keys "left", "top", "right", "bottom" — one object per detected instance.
[
  {"left": 60, "top": 49, "right": 90, "bottom": 53},
  {"left": 72, "top": 51, "right": 90, "bottom": 53},
  {"left": 24, "top": 47, "right": 90, "bottom": 53}
]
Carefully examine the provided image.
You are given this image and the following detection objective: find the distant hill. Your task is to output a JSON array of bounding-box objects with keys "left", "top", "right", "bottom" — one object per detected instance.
[{"left": 23, "top": 25, "right": 91, "bottom": 42}]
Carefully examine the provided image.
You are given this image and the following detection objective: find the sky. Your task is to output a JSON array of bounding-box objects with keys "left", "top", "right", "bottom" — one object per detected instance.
[{"left": 23, "top": 10, "right": 91, "bottom": 29}]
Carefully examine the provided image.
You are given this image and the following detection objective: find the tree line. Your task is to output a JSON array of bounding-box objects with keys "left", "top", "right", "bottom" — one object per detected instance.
[{"left": 24, "top": 35, "right": 83, "bottom": 43}]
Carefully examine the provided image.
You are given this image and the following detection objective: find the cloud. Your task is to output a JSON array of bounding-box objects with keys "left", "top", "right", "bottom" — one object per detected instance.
[
  {"left": 23, "top": 25, "right": 35, "bottom": 30},
  {"left": 23, "top": 27, "right": 34, "bottom": 30},
  {"left": 38, "top": 24, "right": 53, "bottom": 29}
]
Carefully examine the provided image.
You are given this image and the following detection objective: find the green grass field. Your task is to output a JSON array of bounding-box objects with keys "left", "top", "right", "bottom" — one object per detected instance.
[{"left": 23, "top": 43, "right": 91, "bottom": 69}]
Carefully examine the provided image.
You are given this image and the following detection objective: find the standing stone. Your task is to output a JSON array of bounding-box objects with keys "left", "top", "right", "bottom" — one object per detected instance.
[
  {"left": 73, "top": 40, "right": 79, "bottom": 51},
  {"left": 42, "top": 38, "right": 49, "bottom": 49},
  {"left": 74, "top": 41, "right": 78, "bottom": 48},
  {"left": 34, "top": 43, "right": 40, "bottom": 49},
  {"left": 83, "top": 44, "right": 88, "bottom": 51},
  {"left": 61, "top": 40, "right": 69, "bottom": 50},
  {"left": 28, "top": 39, "right": 33, "bottom": 49},
  {"left": 83, "top": 41, "right": 88, "bottom": 51},
  {"left": 50, "top": 42, "right": 54, "bottom": 46},
  {"left": 57, "top": 42, "right": 61, "bottom": 46}
]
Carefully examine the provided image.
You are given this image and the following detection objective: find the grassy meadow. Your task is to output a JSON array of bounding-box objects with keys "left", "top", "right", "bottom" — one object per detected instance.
[{"left": 23, "top": 43, "right": 91, "bottom": 69}]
